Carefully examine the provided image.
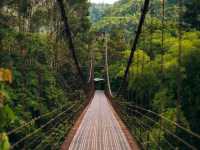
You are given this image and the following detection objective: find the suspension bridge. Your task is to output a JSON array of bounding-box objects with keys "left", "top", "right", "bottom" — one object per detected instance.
[{"left": 7, "top": 0, "right": 200, "bottom": 149}]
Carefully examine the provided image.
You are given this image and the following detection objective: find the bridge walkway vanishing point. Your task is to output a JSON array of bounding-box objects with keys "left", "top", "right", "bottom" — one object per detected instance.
[{"left": 62, "top": 90, "right": 139, "bottom": 150}]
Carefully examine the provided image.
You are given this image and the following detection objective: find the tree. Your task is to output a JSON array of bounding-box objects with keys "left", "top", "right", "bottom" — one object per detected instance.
[{"left": 183, "top": 0, "right": 200, "bottom": 30}]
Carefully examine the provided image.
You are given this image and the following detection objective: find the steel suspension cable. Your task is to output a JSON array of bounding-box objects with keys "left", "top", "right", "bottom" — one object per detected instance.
[
  {"left": 87, "top": 31, "right": 94, "bottom": 85},
  {"left": 56, "top": 0, "right": 86, "bottom": 93},
  {"left": 88, "top": 57, "right": 93, "bottom": 83},
  {"left": 105, "top": 33, "right": 113, "bottom": 97},
  {"left": 117, "top": 0, "right": 150, "bottom": 96}
]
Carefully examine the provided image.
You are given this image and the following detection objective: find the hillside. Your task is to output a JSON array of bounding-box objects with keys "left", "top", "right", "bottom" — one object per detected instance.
[
  {"left": 0, "top": 0, "right": 200, "bottom": 149},
  {"left": 90, "top": 0, "right": 178, "bottom": 35},
  {"left": 89, "top": 0, "right": 200, "bottom": 149}
]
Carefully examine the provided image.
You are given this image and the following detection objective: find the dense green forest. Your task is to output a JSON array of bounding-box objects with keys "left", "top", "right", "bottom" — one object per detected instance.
[
  {"left": 0, "top": 0, "right": 91, "bottom": 149},
  {"left": 91, "top": 0, "right": 200, "bottom": 149},
  {"left": 0, "top": 0, "right": 200, "bottom": 149}
]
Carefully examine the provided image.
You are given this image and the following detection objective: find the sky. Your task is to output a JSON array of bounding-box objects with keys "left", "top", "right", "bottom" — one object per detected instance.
[{"left": 90, "top": 0, "right": 119, "bottom": 4}]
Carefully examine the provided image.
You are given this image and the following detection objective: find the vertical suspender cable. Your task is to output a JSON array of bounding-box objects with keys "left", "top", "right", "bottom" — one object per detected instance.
[
  {"left": 158, "top": 0, "right": 165, "bottom": 145},
  {"left": 160, "top": 0, "right": 165, "bottom": 76},
  {"left": 88, "top": 56, "right": 93, "bottom": 83},
  {"left": 149, "top": 3, "right": 154, "bottom": 61},
  {"left": 135, "top": 51, "right": 139, "bottom": 106},
  {"left": 105, "top": 34, "right": 113, "bottom": 97},
  {"left": 176, "top": 0, "right": 183, "bottom": 124},
  {"left": 141, "top": 26, "right": 146, "bottom": 107},
  {"left": 146, "top": 2, "right": 155, "bottom": 149}
]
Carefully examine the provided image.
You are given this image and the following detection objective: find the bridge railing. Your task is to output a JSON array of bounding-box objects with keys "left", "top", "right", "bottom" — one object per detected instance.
[
  {"left": 8, "top": 58, "right": 95, "bottom": 150},
  {"left": 113, "top": 100, "right": 200, "bottom": 150},
  {"left": 8, "top": 101, "right": 83, "bottom": 149}
]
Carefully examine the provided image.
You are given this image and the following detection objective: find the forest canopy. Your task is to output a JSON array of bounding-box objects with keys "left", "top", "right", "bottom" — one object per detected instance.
[{"left": 0, "top": 0, "right": 200, "bottom": 149}]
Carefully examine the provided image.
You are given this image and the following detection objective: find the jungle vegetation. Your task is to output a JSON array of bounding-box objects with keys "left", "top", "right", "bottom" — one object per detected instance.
[{"left": 0, "top": 0, "right": 200, "bottom": 149}]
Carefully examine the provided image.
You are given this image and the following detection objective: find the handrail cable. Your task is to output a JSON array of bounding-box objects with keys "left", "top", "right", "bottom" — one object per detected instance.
[
  {"left": 11, "top": 103, "right": 79, "bottom": 149},
  {"left": 35, "top": 104, "right": 83, "bottom": 149},
  {"left": 129, "top": 108, "right": 176, "bottom": 150},
  {"left": 25, "top": 103, "right": 83, "bottom": 149},
  {"left": 34, "top": 120, "right": 71, "bottom": 150},
  {"left": 120, "top": 107, "right": 164, "bottom": 150},
  {"left": 87, "top": 41, "right": 94, "bottom": 84},
  {"left": 133, "top": 115, "right": 163, "bottom": 150},
  {"left": 130, "top": 108, "right": 197, "bottom": 150},
  {"left": 123, "top": 98, "right": 175, "bottom": 149},
  {"left": 36, "top": 126, "right": 71, "bottom": 150},
  {"left": 25, "top": 118, "right": 70, "bottom": 149},
  {"left": 132, "top": 125, "right": 146, "bottom": 150},
  {"left": 120, "top": 102, "right": 194, "bottom": 149},
  {"left": 118, "top": 101, "right": 200, "bottom": 139},
  {"left": 8, "top": 102, "right": 74, "bottom": 136},
  {"left": 120, "top": 110, "right": 147, "bottom": 150},
  {"left": 33, "top": 103, "right": 83, "bottom": 149}
]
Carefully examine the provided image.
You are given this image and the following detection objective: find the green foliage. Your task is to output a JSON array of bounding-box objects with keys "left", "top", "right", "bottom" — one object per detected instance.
[
  {"left": 89, "top": 0, "right": 200, "bottom": 148},
  {"left": 0, "top": 0, "right": 199, "bottom": 149},
  {"left": 183, "top": 0, "right": 200, "bottom": 30},
  {"left": 89, "top": 3, "right": 110, "bottom": 23},
  {"left": 0, "top": 105, "right": 16, "bottom": 131},
  {"left": 0, "top": 133, "right": 10, "bottom": 150},
  {"left": 0, "top": 0, "right": 90, "bottom": 148}
]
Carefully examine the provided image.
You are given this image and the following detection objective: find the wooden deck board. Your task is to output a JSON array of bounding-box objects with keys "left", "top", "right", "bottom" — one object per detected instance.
[{"left": 67, "top": 90, "right": 135, "bottom": 150}]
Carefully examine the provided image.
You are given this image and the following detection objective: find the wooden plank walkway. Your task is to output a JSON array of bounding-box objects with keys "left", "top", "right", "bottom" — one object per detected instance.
[{"left": 67, "top": 90, "right": 136, "bottom": 150}]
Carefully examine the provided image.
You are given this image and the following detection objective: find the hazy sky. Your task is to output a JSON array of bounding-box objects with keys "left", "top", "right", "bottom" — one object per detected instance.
[{"left": 90, "top": 0, "right": 119, "bottom": 4}]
